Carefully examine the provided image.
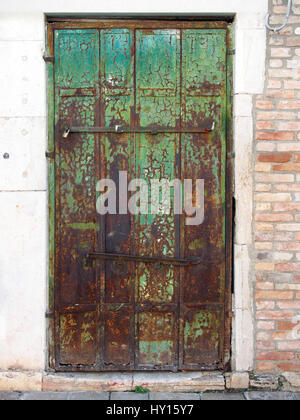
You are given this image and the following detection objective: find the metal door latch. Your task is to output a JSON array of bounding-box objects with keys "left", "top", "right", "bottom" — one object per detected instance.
[
  {"left": 61, "top": 121, "right": 215, "bottom": 139},
  {"left": 45, "top": 151, "right": 55, "bottom": 159},
  {"left": 62, "top": 127, "right": 70, "bottom": 138},
  {"left": 43, "top": 54, "right": 54, "bottom": 63}
]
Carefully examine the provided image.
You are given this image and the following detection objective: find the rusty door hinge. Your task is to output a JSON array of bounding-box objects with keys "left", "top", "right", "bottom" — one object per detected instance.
[
  {"left": 45, "top": 151, "right": 55, "bottom": 159},
  {"left": 227, "top": 49, "right": 236, "bottom": 56},
  {"left": 43, "top": 54, "right": 54, "bottom": 63},
  {"left": 46, "top": 312, "right": 54, "bottom": 319}
]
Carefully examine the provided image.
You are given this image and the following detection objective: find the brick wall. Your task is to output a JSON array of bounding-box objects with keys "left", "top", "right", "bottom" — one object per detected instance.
[{"left": 254, "top": 0, "right": 300, "bottom": 373}]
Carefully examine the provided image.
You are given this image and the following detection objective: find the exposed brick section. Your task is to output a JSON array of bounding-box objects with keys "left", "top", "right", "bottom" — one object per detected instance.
[
  {"left": 256, "top": 131, "right": 294, "bottom": 140},
  {"left": 254, "top": 0, "right": 300, "bottom": 374},
  {"left": 258, "top": 153, "right": 292, "bottom": 162}
]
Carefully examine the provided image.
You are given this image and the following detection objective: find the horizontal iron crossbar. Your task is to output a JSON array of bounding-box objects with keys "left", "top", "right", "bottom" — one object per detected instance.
[
  {"left": 62, "top": 122, "right": 215, "bottom": 138},
  {"left": 87, "top": 252, "right": 202, "bottom": 266}
]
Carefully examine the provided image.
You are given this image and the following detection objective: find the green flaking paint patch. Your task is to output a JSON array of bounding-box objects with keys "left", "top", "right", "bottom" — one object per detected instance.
[
  {"left": 66, "top": 222, "right": 97, "bottom": 230},
  {"left": 139, "top": 340, "right": 172, "bottom": 363}
]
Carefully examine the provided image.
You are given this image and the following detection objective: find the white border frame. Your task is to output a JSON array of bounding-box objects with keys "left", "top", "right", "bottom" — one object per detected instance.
[{"left": 0, "top": 0, "right": 268, "bottom": 374}]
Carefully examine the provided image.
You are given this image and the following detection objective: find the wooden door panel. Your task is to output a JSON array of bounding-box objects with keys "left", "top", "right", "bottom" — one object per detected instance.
[
  {"left": 100, "top": 29, "right": 135, "bottom": 369},
  {"left": 183, "top": 308, "right": 222, "bottom": 367},
  {"left": 134, "top": 30, "right": 181, "bottom": 368},
  {"left": 54, "top": 29, "right": 100, "bottom": 368},
  {"left": 103, "top": 309, "right": 133, "bottom": 368},
  {"left": 59, "top": 312, "right": 97, "bottom": 366},
  {"left": 180, "top": 30, "right": 227, "bottom": 368},
  {"left": 137, "top": 311, "right": 177, "bottom": 368}
]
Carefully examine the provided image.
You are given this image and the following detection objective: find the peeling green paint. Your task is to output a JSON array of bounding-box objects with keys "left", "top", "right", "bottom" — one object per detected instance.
[{"left": 52, "top": 24, "right": 231, "bottom": 371}]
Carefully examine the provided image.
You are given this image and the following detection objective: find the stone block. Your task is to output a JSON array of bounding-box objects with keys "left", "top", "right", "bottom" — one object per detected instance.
[
  {"left": 245, "top": 391, "right": 296, "bottom": 400},
  {"left": 233, "top": 245, "right": 254, "bottom": 372},
  {"left": 150, "top": 392, "right": 200, "bottom": 400},
  {"left": 0, "top": 41, "right": 46, "bottom": 117},
  {"left": 0, "top": 12, "right": 44, "bottom": 41},
  {"left": 249, "top": 375, "right": 279, "bottom": 390},
  {"left": 68, "top": 392, "right": 109, "bottom": 400},
  {"left": 0, "top": 117, "right": 47, "bottom": 191},
  {"left": 132, "top": 372, "right": 225, "bottom": 392},
  {"left": 234, "top": 117, "right": 253, "bottom": 245},
  {"left": 201, "top": 392, "right": 245, "bottom": 400},
  {"left": 0, "top": 192, "right": 46, "bottom": 371},
  {"left": 225, "top": 372, "right": 250, "bottom": 390},
  {"left": 281, "top": 372, "right": 300, "bottom": 390},
  {"left": 234, "top": 94, "right": 253, "bottom": 118},
  {"left": 21, "top": 391, "right": 109, "bottom": 400},
  {"left": 111, "top": 392, "right": 149, "bottom": 400},
  {"left": 0, "top": 391, "right": 22, "bottom": 400},
  {"left": 43, "top": 373, "right": 133, "bottom": 392},
  {"left": 235, "top": 28, "right": 266, "bottom": 94},
  {"left": 0, "top": 371, "right": 42, "bottom": 391},
  {"left": 21, "top": 391, "right": 69, "bottom": 400}
]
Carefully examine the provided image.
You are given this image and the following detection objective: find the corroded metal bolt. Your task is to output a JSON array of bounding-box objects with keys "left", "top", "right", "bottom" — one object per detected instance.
[{"left": 3, "top": 153, "right": 9, "bottom": 159}]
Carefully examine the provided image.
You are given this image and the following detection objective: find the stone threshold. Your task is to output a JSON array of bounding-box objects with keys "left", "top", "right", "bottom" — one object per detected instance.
[
  {"left": 43, "top": 371, "right": 225, "bottom": 392},
  {"left": 0, "top": 371, "right": 224, "bottom": 392},
  {"left": 0, "top": 370, "right": 299, "bottom": 392}
]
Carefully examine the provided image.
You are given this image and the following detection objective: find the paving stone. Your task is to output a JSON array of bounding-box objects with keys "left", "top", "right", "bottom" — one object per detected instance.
[
  {"left": 111, "top": 392, "right": 149, "bottom": 400},
  {"left": 20, "top": 392, "right": 70, "bottom": 400},
  {"left": 245, "top": 392, "right": 296, "bottom": 401},
  {"left": 21, "top": 391, "right": 109, "bottom": 400},
  {"left": 2, "top": 391, "right": 299, "bottom": 400},
  {"left": 150, "top": 392, "right": 200, "bottom": 400},
  {"left": 201, "top": 392, "right": 245, "bottom": 400},
  {"left": 0, "top": 391, "right": 22, "bottom": 400},
  {"left": 67, "top": 392, "right": 109, "bottom": 400}
]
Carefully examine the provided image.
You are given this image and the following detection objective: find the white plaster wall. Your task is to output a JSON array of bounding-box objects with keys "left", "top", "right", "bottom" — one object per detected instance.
[
  {"left": 0, "top": 0, "right": 268, "bottom": 373},
  {"left": 0, "top": 193, "right": 46, "bottom": 370},
  {"left": 0, "top": 6, "right": 47, "bottom": 371},
  {"left": 0, "top": 0, "right": 268, "bottom": 14}
]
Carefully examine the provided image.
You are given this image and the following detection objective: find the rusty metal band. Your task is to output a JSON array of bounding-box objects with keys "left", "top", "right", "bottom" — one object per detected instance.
[
  {"left": 62, "top": 122, "right": 215, "bottom": 138},
  {"left": 87, "top": 252, "right": 202, "bottom": 266}
]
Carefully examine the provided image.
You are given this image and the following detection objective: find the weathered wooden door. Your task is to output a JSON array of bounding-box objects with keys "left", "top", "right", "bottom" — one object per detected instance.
[{"left": 49, "top": 20, "right": 232, "bottom": 372}]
